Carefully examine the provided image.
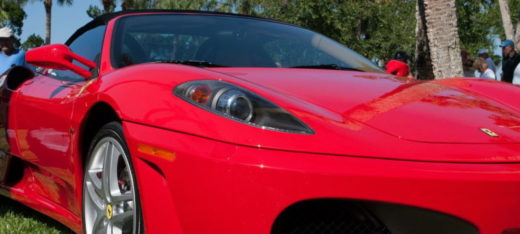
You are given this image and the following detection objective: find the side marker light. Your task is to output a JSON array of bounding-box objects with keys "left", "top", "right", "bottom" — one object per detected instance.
[{"left": 137, "top": 144, "right": 175, "bottom": 161}]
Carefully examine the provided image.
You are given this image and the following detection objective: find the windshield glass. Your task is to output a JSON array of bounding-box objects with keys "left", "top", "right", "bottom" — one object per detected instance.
[{"left": 111, "top": 14, "right": 383, "bottom": 72}]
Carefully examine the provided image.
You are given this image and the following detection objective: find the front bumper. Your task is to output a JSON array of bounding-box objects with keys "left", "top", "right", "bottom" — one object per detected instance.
[{"left": 123, "top": 121, "right": 520, "bottom": 234}]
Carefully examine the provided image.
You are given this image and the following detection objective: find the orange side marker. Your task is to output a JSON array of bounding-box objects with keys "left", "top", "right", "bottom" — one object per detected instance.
[{"left": 137, "top": 144, "right": 176, "bottom": 161}]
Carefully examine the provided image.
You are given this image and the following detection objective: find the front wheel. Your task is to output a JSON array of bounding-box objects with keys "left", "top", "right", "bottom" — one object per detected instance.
[{"left": 83, "top": 122, "right": 143, "bottom": 234}]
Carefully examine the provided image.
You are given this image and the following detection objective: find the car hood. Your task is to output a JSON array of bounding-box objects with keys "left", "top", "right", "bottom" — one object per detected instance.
[
  {"left": 105, "top": 64, "right": 520, "bottom": 163},
  {"left": 211, "top": 68, "right": 520, "bottom": 144}
]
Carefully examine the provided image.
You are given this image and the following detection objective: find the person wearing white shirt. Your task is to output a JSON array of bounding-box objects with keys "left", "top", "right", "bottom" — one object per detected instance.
[
  {"left": 477, "top": 49, "right": 496, "bottom": 74},
  {"left": 474, "top": 57, "right": 496, "bottom": 80},
  {"left": 480, "top": 68, "right": 496, "bottom": 79}
]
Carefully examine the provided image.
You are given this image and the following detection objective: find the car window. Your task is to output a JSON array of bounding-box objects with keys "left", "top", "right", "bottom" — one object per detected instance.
[
  {"left": 111, "top": 14, "right": 382, "bottom": 73},
  {"left": 51, "top": 25, "right": 106, "bottom": 81},
  {"left": 117, "top": 32, "right": 209, "bottom": 67},
  {"left": 263, "top": 40, "right": 340, "bottom": 68}
]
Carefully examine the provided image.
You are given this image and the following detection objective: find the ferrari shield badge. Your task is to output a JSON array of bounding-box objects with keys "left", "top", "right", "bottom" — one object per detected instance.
[
  {"left": 480, "top": 128, "right": 499, "bottom": 137},
  {"left": 106, "top": 204, "right": 113, "bottom": 220}
]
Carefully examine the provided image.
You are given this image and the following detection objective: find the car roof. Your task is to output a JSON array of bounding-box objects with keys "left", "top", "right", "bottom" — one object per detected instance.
[{"left": 65, "top": 10, "right": 279, "bottom": 45}]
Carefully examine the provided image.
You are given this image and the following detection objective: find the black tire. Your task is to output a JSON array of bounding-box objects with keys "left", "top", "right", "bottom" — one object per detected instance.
[{"left": 82, "top": 122, "right": 143, "bottom": 234}]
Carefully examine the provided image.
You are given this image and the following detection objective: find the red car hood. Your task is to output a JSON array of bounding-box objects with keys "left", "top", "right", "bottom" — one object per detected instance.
[{"left": 211, "top": 68, "right": 520, "bottom": 144}]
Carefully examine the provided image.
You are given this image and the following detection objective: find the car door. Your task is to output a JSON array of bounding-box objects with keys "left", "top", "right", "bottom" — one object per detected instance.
[{"left": 7, "top": 25, "right": 105, "bottom": 214}]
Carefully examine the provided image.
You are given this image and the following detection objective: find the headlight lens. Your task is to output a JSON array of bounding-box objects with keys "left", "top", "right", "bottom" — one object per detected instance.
[
  {"left": 214, "top": 88, "right": 254, "bottom": 122},
  {"left": 174, "top": 80, "right": 314, "bottom": 134}
]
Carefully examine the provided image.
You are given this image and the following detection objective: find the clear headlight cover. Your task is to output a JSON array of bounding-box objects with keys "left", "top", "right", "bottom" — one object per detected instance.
[{"left": 174, "top": 80, "right": 314, "bottom": 134}]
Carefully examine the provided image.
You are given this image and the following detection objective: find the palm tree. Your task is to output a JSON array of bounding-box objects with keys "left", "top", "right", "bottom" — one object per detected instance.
[
  {"left": 416, "top": 0, "right": 463, "bottom": 79},
  {"left": 415, "top": 0, "right": 434, "bottom": 80},
  {"left": 498, "top": 0, "right": 514, "bottom": 40},
  {"left": 87, "top": 0, "right": 115, "bottom": 18},
  {"left": 31, "top": 0, "right": 73, "bottom": 44},
  {"left": 101, "top": 0, "right": 115, "bottom": 13},
  {"left": 497, "top": 0, "right": 520, "bottom": 51}
]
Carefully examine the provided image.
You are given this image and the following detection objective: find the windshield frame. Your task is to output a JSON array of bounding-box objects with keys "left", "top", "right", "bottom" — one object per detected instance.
[{"left": 110, "top": 12, "right": 383, "bottom": 73}]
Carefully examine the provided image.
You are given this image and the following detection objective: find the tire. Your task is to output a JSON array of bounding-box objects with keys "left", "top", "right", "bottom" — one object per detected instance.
[{"left": 83, "top": 122, "right": 143, "bottom": 234}]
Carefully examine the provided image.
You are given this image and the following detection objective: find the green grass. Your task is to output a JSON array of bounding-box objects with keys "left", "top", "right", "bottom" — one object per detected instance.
[{"left": 0, "top": 196, "right": 74, "bottom": 234}]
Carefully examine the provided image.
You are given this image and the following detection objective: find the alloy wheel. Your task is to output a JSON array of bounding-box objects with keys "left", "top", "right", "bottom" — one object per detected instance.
[{"left": 84, "top": 136, "right": 137, "bottom": 234}]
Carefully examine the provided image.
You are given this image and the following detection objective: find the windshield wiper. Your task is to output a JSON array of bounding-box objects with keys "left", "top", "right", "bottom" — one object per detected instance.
[
  {"left": 289, "top": 64, "right": 361, "bottom": 71},
  {"left": 156, "top": 60, "right": 227, "bottom": 68}
]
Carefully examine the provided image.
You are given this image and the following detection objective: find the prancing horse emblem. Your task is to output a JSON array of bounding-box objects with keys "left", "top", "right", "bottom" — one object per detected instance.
[
  {"left": 106, "top": 204, "right": 113, "bottom": 220},
  {"left": 480, "top": 128, "right": 499, "bottom": 137}
]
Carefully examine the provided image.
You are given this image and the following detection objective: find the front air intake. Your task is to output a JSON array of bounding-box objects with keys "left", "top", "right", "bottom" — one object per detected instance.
[{"left": 271, "top": 200, "right": 391, "bottom": 234}]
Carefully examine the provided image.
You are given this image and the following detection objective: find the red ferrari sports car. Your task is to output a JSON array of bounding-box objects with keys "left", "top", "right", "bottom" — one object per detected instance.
[{"left": 0, "top": 10, "right": 519, "bottom": 234}]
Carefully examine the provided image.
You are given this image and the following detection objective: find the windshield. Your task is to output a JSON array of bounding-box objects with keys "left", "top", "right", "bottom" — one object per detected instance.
[{"left": 111, "top": 14, "right": 383, "bottom": 72}]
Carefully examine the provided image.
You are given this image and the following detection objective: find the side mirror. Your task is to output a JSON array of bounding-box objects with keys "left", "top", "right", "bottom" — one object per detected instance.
[{"left": 26, "top": 44, "right": 96, "bottom": 79}]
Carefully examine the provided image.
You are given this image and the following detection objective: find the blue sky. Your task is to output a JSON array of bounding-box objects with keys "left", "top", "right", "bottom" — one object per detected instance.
[{"left": 21, "top": 1, "right": 107, "bottom": 44}]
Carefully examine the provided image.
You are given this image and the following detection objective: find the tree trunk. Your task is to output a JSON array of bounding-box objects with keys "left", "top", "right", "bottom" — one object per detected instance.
[
  {"left": 415, "top": 0, "right": 434, "bottom": 80},
  {"left": 44, "top": 0, "right": 52, "bottom": 44},
  {"left": 515, "top": 20, "right": 520, "bottom": 51},
  {"left": 512, "top": 6, "right": 520, "bottom": 51},
  {"left": 418, "top": 0, "right": 463, "bottom": 79},
  {"left": 498, "top": 0, "right": 514, "bottom": 40}
]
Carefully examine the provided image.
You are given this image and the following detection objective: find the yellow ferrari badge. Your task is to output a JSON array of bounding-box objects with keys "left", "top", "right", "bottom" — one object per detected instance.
[
  {"left": 106, "top": 204, "right": 113, "bottom": 220},
  {"left": 480, "top": 128, "right": 499, "bottom": 137}
]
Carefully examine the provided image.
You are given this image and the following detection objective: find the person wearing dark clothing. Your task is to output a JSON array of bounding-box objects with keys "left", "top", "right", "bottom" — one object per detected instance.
[{"left": 500, "top": 40, "right": 520, "bottom": 83}]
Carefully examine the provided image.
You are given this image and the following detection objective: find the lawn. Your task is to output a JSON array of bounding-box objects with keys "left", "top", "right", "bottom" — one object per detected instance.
[{"left": 0, "top": 196, "right": 74, "bottom": 233}]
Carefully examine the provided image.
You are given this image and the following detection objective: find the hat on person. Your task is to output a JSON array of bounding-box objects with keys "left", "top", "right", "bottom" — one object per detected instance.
[
  {"left": 477, "top": 48, "right": 488, "bottom": 54},
  {"left": 0, "top": 27, "right": 12, "bottom": 38},
  {"left": 394, "top": 51, "right": 410, "bottom": 60},
  {"left": 500, "top": 40, "right": 515, "bottom": 47}
]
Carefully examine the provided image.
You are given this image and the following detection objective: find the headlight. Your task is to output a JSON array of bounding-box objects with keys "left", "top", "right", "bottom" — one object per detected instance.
[
  {"left": 213, "top": 88, "right": 254, "bottom": 122},
  {"left": 174, "top": 80, "right": 314, "bottom": 134}
]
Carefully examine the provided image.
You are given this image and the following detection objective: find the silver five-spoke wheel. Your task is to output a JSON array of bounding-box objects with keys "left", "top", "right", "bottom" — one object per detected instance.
[{"left": 83, "top": 122, "right": 142, "bottom": 234}]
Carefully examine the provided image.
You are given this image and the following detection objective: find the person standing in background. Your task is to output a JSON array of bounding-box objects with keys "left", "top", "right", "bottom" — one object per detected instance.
[
  {"left": 477, "top": 49, "right": 496, "bottom": 74},
  {"left": 0, "top": 27, "right": 27, "bottom": 75},
  {"left": 461, "top": 50, "right": 475, "bottom": 77},
  {"left": 500, "top": 40, "right": 520, "bottom": 84},
  {"left": 386, "top": 51, "right": 412, "bottom": 78},
  {"left": 0, "top": 27, "right": 26, "bottom": 177},
  {"left": 474, "top": 58, "right": 496, "bottom": 80}
]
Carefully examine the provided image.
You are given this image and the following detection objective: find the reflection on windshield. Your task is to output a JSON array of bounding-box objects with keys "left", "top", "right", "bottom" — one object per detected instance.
[{"left": 111, "top": 14, "right": 383, "bottom": 72}]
